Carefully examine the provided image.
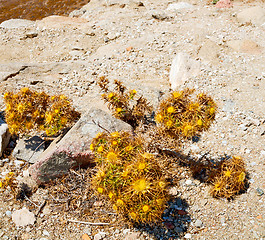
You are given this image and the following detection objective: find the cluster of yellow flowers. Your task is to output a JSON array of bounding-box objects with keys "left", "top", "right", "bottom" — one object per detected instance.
[
  {"left": 210, "top": 156, "right": 247, "bottom": 198},
  {"left": 155, "top": 88, "right": 217, "bottom": 138},
  {"left": 90, "top": 131, "right": 169, "bottom": 223},
  {"left": 3, "top": 88, "right": 80, "bottom": 136}
]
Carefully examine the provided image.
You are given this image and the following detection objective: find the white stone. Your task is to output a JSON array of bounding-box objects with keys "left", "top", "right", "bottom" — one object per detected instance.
[
  {"left": 94, "top": 233, "right": 102, "bottom": 240},
  {"left": 167, "top": 2, "right": 194, "bottom": 11},
  {"left": 0, "top": 119, "right": 11, "bottom": 158},
  {"left": 169, "top": 53, "right": 201, "bottom": 90},
  {"left": 0, "top": 19, "right": 35, "bottom": 29},
  {"left": 184, "top": 233, "right": 192, "bottom": 239},
  {"left": 185, "top": 179, "right": 193, "bottom": 186},
  {"left": 12, "top": 208, "right": 36, "bottom": 227},
  {"left": 43, "top": 230, "right": 50, "bottom": 236}
]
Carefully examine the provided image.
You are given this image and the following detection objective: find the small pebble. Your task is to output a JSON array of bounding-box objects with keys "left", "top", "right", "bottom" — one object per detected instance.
[
  {"left": 43, "top": 230, "right": 50, "bottom": 236},
  {"left": 220, "top": 216, "right": 226, "bottom": 225},
  {"left": 94, "top": 233, "right": 102, "bottom": 240},
  {"left": 5, "top": 211, "right": 12, "bottom": 216},
  {"left": 256, "top": 188, "right": 264, "bottom": 196},
  {"left": 184, "top": 233, "right": 192, "bottom": 239},
  {"left": 195, "top": 219, "right": 203, "bottom": 228},
  {"left": 185, "top": 179, "right": 193, "bottom": 186}
]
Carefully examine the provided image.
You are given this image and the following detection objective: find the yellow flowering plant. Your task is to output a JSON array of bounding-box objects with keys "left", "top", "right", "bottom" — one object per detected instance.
[
  {"left": 3, "top": 88, "right": 80, "bottom": 136},
  {"left": 97, "top": 77, "right": 152, "bottom": 128},
  {"left": 155, "top": 88, "right": 217, "bottom": 139},
  {"left": 90, "top": 131, "right": 169, "bottom": 223},
  {"left": 209, "top": 156, "right": 247, "bottom": 199}
]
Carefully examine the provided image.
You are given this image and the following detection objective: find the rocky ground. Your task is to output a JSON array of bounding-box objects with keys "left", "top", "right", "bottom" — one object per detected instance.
[{"left": 0, "top": 0, "right": 265, "bottom": 239}]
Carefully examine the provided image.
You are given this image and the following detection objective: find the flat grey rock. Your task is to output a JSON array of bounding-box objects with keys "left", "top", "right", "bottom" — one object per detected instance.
[{"left": 12, "top": 136, "right": 45, "bottom": 164}]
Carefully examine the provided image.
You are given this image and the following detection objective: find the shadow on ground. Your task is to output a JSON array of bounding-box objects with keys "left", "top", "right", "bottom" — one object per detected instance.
[{"left": 134, "top": 198, "right": 191, "bottom": 240}]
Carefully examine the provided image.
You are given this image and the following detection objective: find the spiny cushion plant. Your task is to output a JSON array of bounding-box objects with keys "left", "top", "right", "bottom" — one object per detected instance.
[
  {"left": 209, "top": 156, "right": 247, "bottom": 199},
  {"left": 90, "top": 131, "right": 169, "bottom": 223},
  {"left": 3, "top": 88, "right": 80, "bottom": 136},
  {"left": 97, "top": 76, "right": 153, "bottom": 128},
  {"left": 155, "top": 88, "right": 217, "bottom": 139}
]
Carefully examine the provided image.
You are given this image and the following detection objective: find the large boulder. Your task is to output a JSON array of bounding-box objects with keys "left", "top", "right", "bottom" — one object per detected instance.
[{"left": 29, "top": 108, "right": 133, "bottom": 184}]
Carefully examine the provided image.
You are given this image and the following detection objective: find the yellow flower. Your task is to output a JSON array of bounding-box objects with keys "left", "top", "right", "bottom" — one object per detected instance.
[
  {"left": 167, "top": 106, "right": 175, "bottom": 113},
  {"left": 60, "top": 95, "right": 67, "bottom": 100},
  {"left": 107, "top": 152, "right": 117, "bottom": 162},
  {"left": 173, "top": 91, "right": 181, "bottom": 99},
  {"left": 33, "top": 110, "right": 40, "bottom": 118},
  {"left": 122, "top": 170, "right": 129, "bottom": 177},
  {"left": 112, "top": 140, "right": 118, "bottom": 146},
  {"left": 116, "top": 199, "right": 124, "bottom": 206},
  {"left": 141, "top": 152, "right": 152, "bottom": 159},
  {"left": 3, "top": 92, "right": 10, "bottom": 99},
  {"left": 8, "top": 172, "right": 14, "bottom": 176},
  {"left": 61, "top": 117, "right": 67, "bottom": 125},
  {"left": 21, "top": 87, "right": 29, "bottom": 93},
  {"left": 133, "top": 179, "right": 149, "bottom": 194},
  {"left": 97, "top": 187, "right": 104, "bottom": 193},
  {"left": 96, "top": 132, "right": 103, "bottom": 138},
  {"left": 142, "top": 205, "right": 150, "bottom": 212},
  {"left": 183, "top": 124, "right": 193, "bottom": 136},
  {"left": 129, "top": 212, "right": 137, "bottom": 219},
  {"left": 116, "top": 108, "right": 122, "bottom": 113},
  {"left": 6, "top": 104, "right": 11, "bottom": 111},
  {"left": 17, "top": 103, "right": 24, "bottom": 113},
  {"left": 238, "top": 172, "right": 246, "bottom": 182},
  {"left": 26, "top": 122, "right": 33, "bottom": 130},
  {"left": 209, "top": 107, "right": 215, "bottom": 115},
  {"left": 108, "top": 92, "right": 114, "bottom": 99},
  {"left": 132, "top": 89, "right": 137, "bottom": 94},
  {"left": 111, "top": 132, "right": 119, "bottom": 138},
  {"left": 54, "top": 109, "right": 60, "bottom": 114},
  {"left": 96, "top": 170, "right": 105, "bottom": 178},
  {"left": 0, "top": 181, "right": 2, "bottom": 188},
  {"left": 90, "top": 144, "right": 94, "bottom": 151},
  {"left": 214, "top": 183, "right": 221, "bottom": 191},
  {"left": 156, "top": 199, "right": 164, "bottom": 206},
  {"left": 224, "top": 171, "right": 231, "bottom": 177},
  {"left": 138, "top": 162, "right": 146, "bottom": 170},
  {"left": 97, "top": 146, "right": 104, "bottom": 152},
  {"left": 46, "top": 113, "right": 53, "bottom": 123},
  {"left": 155, "top": 114, "right": 163, "bottom": 123},
  {"left": 125, "top": 145, "right": 133, "bottom": 152},
  {"left": 158, "top": 181, "right": 166, "bottom": 188},
  {"left": 109, "top": 192, "right": 114, "bottom": 199},
  {"left": 113, "top": 204, "right": 118, "bottom": 211},
  {"left": 166, "top": 120, "right": 173, "bottom": 127},
  {"left": 197, "top": 119, "right": 203, "bottom": 126},
  {"left": 51, "top": 96, "right": 56, "bottom": 100}
]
